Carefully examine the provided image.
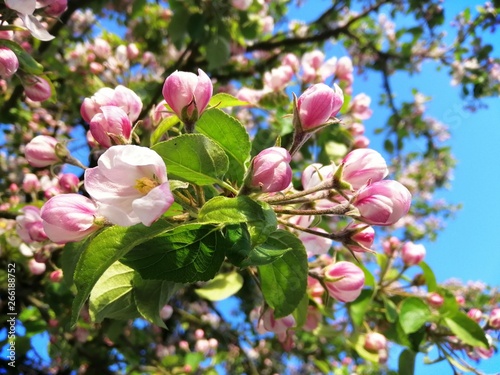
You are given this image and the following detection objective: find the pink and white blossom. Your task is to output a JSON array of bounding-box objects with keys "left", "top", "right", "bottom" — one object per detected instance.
[
  {"left": 24, "top": 135, "right": 62, "bottom": 167},
  {"left": 84, "top": 145, "right": 174, "bottom": 226},
  {"left": 323, "top": 261, "right": 365, "bottom": 302},
  {"left": 251, "top": 147, "right": 292, "bottom": 193},
  {"left": 401, "top": 241, "right": 426, "bottom": 266},
  {"left": 16, "top": 206, "right": 48, "bottom": 243},
  {"left": 296, "top": 83, "right": 344, "bottom": 130},
  {"left": 89, "top": 106, "right": 132, "bottom": 148},
  {"left": 341, "top": 148, "right": 388, "bottom": 189}
]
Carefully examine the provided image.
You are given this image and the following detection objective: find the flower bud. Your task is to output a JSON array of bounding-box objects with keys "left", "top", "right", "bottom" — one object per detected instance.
[
  {"left": 231, "top": 0, "right": 252, "bottom": 10},
  {"left": 0, "top": 46, "right": 19, "bottom": 78},
  {"left": 23, "top": 76, "right": 52, "bottom": 102},
  {"left": 40, "top": 194, "right": 103, "bottom": 243},
  {"left": 427, "top": 292, "right": 444, "bottom": 308},
  {"left": 250, "top": 147, "right": 292, "bottom": 193},
  {"left": 350, "top": 93, "right": 373, "bottom": 120},
  {"left": 16, "top": 206, "right": 48, "bottom": 243},
  {"left": 28, "top": 258, "right": 46, "bottom": 275},
  {"left": 162, "top": 69, "right": 213, "bottom": 129},
  {"left": 341, "top": 149, "right": 388, "bottom": 189},
  {"left": 298, "top": 227, "right": 332, "bottom": 256},
  {"left": 353, "top": 180, "right": 411, "bottom": 226},
  {"left": 489, "top": 308, "right": 500, "bottom": 329},
  {"left": 401, "top": 241, "right": 426, "bottom": 266},
  {"left": 336, "top": 56, "right": 353, "bottom": 82},
  {"left": 364, "top": 332, "right": 387, "bottom": 352},
  {"left": 262, "top": 309, "right": 295, "bottom": 334},
  {"left": 43, "top": 0, "right": 68, "bottom": 17},
  {"left": 344, "top": 222, "right": 375, "bottom": 253},
  {"left": 90, "top": 106, "right": 132, "bottom": 148},
  {"left": 58, "top": 173, "right": 80, "bottom": 193},
  {"left": 323, "top": 261, "right": 365, "bottom": 302},
  {"left": 467, "top": 308, "right": 483, "bottom": 323},
  {"left": 23, "top": 173, "right": 41, "bottom": 193},
  {"left": 49, "top": 269, "right": 63, "bottom": 283},
  {"left": 296, "top": 83, "right": 344, "bottom": 130},
  {"left": 25, "top": 135, "right": 63, "bottom": 167}
]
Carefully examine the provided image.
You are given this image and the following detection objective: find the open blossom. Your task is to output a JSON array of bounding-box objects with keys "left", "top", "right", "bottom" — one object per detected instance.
[
  {"left": 162, "top": 69, "right": 212, "bottom": 126},
  {"left": 84, "top": 145, "right": 174, "bottom": 226},
  {"left": 350, "top": 93, "right": 373, "bottom": 120},
  {"left": 323, "top": 261, "right": 365, "bottom": 302},
  {"left": 81, "top": 85, "right": 143, "bottom": 123},
  {"left": 250, "top": 147, "right": 292, "bottom": 192},
  {"left": 89, "top": 106, "right": 132, "bottom": 148},
  {"left": 341, "top": 149, "right": 388, "bottom": 189},
  {"left": 40, "top": 194, "right": 102, "bottom": 243},
  {"left": 296, "top": 83, "right": 344, "bottom": 130},
  {"left": 16, "top": 206, "right": 48, "bottom": 243},
  {"left": 353, "top": 180, "right": 412, "bottom": 226},
  {"left": 24, "top": 135, "right": 63, "bottom": 167}
]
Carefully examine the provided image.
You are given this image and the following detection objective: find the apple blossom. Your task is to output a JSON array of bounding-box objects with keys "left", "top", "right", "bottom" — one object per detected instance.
[
  {"left": 489, "top": 308, "right": 500, "bottom": 329},
  {"left": 467, "top": 308, "right": 483, "bottom": 323},
  {"left": 28, "top": 258, "right": 46, "bottom": 275},
  {"left": 364, "top": 332, "right": 387, "bottom": 352},
  {"left": 298, "top": 227, "right": 332, "bottom": 256},
  {"left": 23, "top": 76, "right": 52, "bottom": 102},
  {"left": 353, "top": 180, "right": 412, "bottom": 226},
  {"left": 58, "top": 173, "right": 80, "bottom": 193},
  {"left": 23, "top": 173, "right": 41, "bottom": 193},
  {"left": 40, "top": 194, "right": 103, "bottom": 243},
  {"left": 341, "top": 148, "right": 389, "bottom": 189},
  {"left": 16, "top": 206, "right": 48, "bottom": 243},
  {"left": 336, "top": 56, "right": 354, "bottom": 84},
  {"left": 250, "top": 147, "right": 292, "bottom": 193},
  {"left": 350, "top": 93, "right": 373, "bottom": 120},
  {"left": 343, "top": 222, "right": 375, "bottom": 253},
  {"left": 401, "top": 241, "right": 426, "bottom": 266},
  {"left": 25, "top": 135, "right": 65, "bottom": 167},
  {"left": 84, "top": 145, "right": 174, "bottom": 226},
  {"left": 89, "top": 106, "right": 132, "bottom": 148},
  {"left": 427, "top": 292, "right": 444, "bottom": 308},
  {"left": 49, "top": 269, "right": 63, "bottom": 283},
  {"left": 231, "top": 0, "right": 252, "bottom": 11},
  {"left": 0, "top": 47, "right": 19, "bottom": 78},
  {"left": 162, "top": 69, "right": 213, "bottom": 130},
  {"left": 323, "top": 261, "right": 365, "bottom": 303},
  {"left": 262, "top": 309, "right": 295, "bottom": 334},
  {"left": 296, "top": 83, "right": 344, "bottom": 130}
]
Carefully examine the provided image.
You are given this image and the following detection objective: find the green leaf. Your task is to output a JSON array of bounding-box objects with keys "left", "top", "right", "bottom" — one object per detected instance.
[
  {"left": 399, "top": 297, "right": 432, "bottom": 334},
  {"left": 357, "top": 262, "right": 376, "bottom": 288},
  {"left": 198, "top": 196, "right": 277, "bottom": 246},
  {"left": 195, "top": 271, "right": 243, "bottom": 301},
  {"left": 206, "top": 36, "right": 230, "bottom": 70},
  {"left": 133, "top": 276, "right": 180, "bottom": 328},
  {"left": 89, "top": 262, "right": 140, "bottom": 322},
  {"left": 168, "top": 6, "right": 189, "bottom": 49},
  {"left": 150, "top": 115, "right": 180, "bottom": 145},
  {"left": 350, "top": 334, "right": 379, "bottom": 363},
  {"left": 152, "top": 134, "right": 229, "bottom": 185},
  {"left": 196, "top": 108, "right": 251, "bottom": 184},
  {"left": 349, "top": 289, "right": 373, "bottom": 327},
  {"left": 258, "top": 243, "right": 308, "bottom": 318},
  {"left": 240, "top": 230, "right": 299, "bottom": 267},
  {"left": 383, "top": 297, "right": 399, "bottom": 323},
  {"left": 292, "top": 292, "right": 309, "bottom": 329},
  {"left": 419, "top": 262, "right": 437, "bottom": 292},
  {"left": 398, "top": 349, "right": 416, "bottom": 375},
  {"left": 444, "top": 311, "right": 489, "bottom": 349},
  {"left": 208, "top": 93, "right": 249, "bottom": 109},
  {"left": 70, "top": 220, "right": 171, "bottom": 327},
  {"left": 223, "top": 224, "right": 252, "bottom": 266},
  {"left": 61, "top": 234, "right": 95, "bottom": 287},
  {"left": 0, "top": 39, "right": 44, "bottom": 75},
  {"left": 120, "top": 223, "right": 226, "bottom": 283}
]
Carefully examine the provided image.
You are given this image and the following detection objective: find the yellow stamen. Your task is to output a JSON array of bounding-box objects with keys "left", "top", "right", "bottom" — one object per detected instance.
[{"left": 135, "top": 177, "right": 159, "bottom": 194}]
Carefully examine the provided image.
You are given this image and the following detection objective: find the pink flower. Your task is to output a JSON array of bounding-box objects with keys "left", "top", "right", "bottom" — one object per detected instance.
[
  {"left": 49, "top": 269, "right": 63, "bottom": 283},
  {"left": 250, "top": 147, "right": 292, "bottom": 193},
  {"left": 467, "top": 308, "right": 483, "bottom": 323},
  {"left": 401, "top": 241, "right": 426, "bottom": 266},
  {"left": 364, "top": 332, "right": 387, "bottom": 352},
  {"left": 427, "top": 292, "right": 444, "bottom": 308},
  {"left": 24, "top": 135, "right": 63, "bottom": 167},
  {"left": 81, "top": 85, "right": 143, "bottom": 123},
  {"left": 341, "top": 149, "right": 388, "bottom": 189},
  {"left": 282, "top": 53, "right": 300, "bottom": 72},
  {"left": 298, "top": 227, "right": 332, "bottom": 256},
  {"left": 0, "top": 47, "right": 19, "bottom": 78},
  {"left": 344, "top": 222, "right": 375, "bottom": 253},
  {"left": 231, "top": 0, "right": 252, "bottom": 11},
  {"left": 23, "top": 76, "right": 52, "bottom": 102},
  {"left": 353, "top": 180, "right": 412, "bottom": 226},
  {"left": 489, "top": 308, "right": 500, "bottom": 329},
  {"left": 350, "top": 93, "right": 373, "bottom": 120},
  {"left": 40, "top": 194, "right": 102, "bottom": 243},
  {"left": 28, "top": 258, "right": 46, "bottom": 275},
  {"left": 16, "top": 206, "right": 48, "bottom": 243},
  {"left": 5, "top": 0, "right": 35, "bottom": 14},
  {"left": 84, "top": 145, "right": 174, "bottom": 226},
  {"left": 262, "top": 309, "right": 295, "bottom": 334},
  {"left": 335, "top": 56, "right": 354, "bottom": 83},
  {"left": 89, "top": 106, "right": 132, "bottom": 148},
  {"left": 162, "top": 69, "right": 213, "bottom": 127},
  {"left": 23, "top": 173, "right": 41, "bottom": 193},
  {"left": 58, "top": 173, "right": 80, "bottom": 193},
  {"left": 323, "top": 261, "right": 365, "bottom": 302},
  {"left": 297, "top": 83, "right": 344, "bottom": 130},
  {"left": 41, "top": 0, "right": 67, "bottom": 17},
  {"left": 263, "top": 66, "right": 294, "bottom": 91}
]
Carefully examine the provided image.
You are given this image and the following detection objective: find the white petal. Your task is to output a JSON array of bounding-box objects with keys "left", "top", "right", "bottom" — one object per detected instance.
[
  {"left": 6, "top": 0, "right": 36, "bottom": 14},
  {"left": 20, "top": 14, "right": 55, "bottom": 41}
]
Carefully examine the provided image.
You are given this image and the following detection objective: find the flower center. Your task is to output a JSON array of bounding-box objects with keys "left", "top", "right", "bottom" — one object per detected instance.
[{"left": 134, "top": 176, "right": 160, "bottom": 195}]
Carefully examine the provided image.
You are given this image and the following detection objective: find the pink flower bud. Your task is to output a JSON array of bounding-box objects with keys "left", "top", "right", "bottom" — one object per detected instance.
[
  {"left": 353, "top": 180, "right": 412, "bottom": 226},
  {"left": 341, "top": 149, "right": 388, "bottom": 189},
  {"left": 467, "top": 308, "right": 483, "bottom": 323},
  {"left": 323, "top": 261, "right": 365, "bottom": 302},
  {"left": 335, "top": 56, "right": 353, "bottom": 83},
  {"left": 162, "top": 69, "right": 213, "bottom": 125},
  {"left": 301, "top": 50, "right": 324, "bottom": 70},
  {"left": 16, "top": 206, "right": 48, "bottom": 243},
  {"left": 84, "top": 145, "right": 174, "bottom": 227},
  {"left": 353, "top": 135, "right": 370, "bottom": 149},
  {"left": 23, "top": 76, "right": 52, "bottom": 102},
  {"left": 382, "top": 236, "right": 401, "bottom": 255},
  {"left": 160, "top": 305, "right": 173, "bottom": 320},
  {"left": 90, "top": 106, "right": 132, "bottom": 148},
  {"left": 40, "top": 194, "right": 102, "bottom": 243},
  {"left": 489, "top": 308, "right": 500, "bottom": 329},
  {"left": 23, "top": 173, "right": 41, "bottom": 193},
  {"left": 350, "top": 93, "right": 373, "bottom": 120},
  {"left": 282, "top": 53, "right": 300, "bottom": 72},
  {"left": 250, "top": 147, "right": 292, "bottom": 192},
  {"left": 49, "top": 269, "right": 63, "bottom": 282},
  {"left": 262, "top": 309, "right": 295, "bottom": 334},
  {"left": 263, "top": 66, "right": 293, "bottom": 91},
  {"left": 401, "top": 241, "right": 426, "bottom": 266},
  {"left": 231, "top": 0, "right": 252, "bottom": 11},
  {"left": 364, "top": 332, "right": 387, "bottom": 352},
  {"left": 58, "top": 173, "right": 80, "bottom": 193},
  {"left": 303, "top": 306, "right": 321, "bottom": 332},
  {"left": 297, "top": 83, "right": 344, "bottom": 130},
  {"left": 344, "top": 222, "right": 375, "bottom": 253},
  {"left": 298, "top": 227, "right": 332, "bottom": 256},
  {"left": 127, "top": 43, "right": 140, "bottom": 60},
  {"left": 28, "top": 258, "right": 46, "bottom": 275},
  {"left": 24, "top": 135, "right": 62, "bottom": 167},
  {"left": 427, "top": 292, "right": 444, "bottom": 308},
  {"left": 43, "top": 0, "right": 67, "bottom": 17},
  {"left": 0, "top": 47, "right": 19, "bottom": 78}
]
